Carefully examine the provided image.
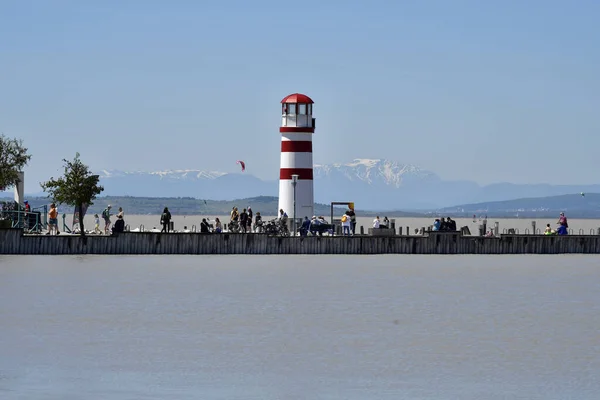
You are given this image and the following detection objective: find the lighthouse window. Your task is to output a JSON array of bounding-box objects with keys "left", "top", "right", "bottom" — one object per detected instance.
[
  {"left": 308, "top": 104, "right": 312, "bottom": 115},
  {"left": 287, "top": 104, "right": 296, "bottom": 114},
  {"left": 298, "top": 104, "right": 307, "bottom": 115}
]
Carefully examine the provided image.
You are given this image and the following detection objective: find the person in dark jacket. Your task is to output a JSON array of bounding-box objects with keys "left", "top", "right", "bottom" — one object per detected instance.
[
  {"left": 346, "top": 208, "right": 356, "bottom": 235},
  {"left": 439, "top": 217, "right": 448, "bottom": 231},
  {"left": 300, "top": 216, "right": 311, "bottom": 236},
  {"left": 239, "top": 208, "right": 248, "bottom": 233},
  {"left": 447, "top": 217, "right": 457, "bottom": 231},
  {"left": 200, "top": 218, "right": 211, "bottom": 233},
  {"left": 247, "top": 207, "right": 253, "bottom": 232},
  {"left": 160, "top": 207, "right": 172, "bottom": 233},
  {"left": 112, "top": 214, "right": 125, "bottom": 234}
]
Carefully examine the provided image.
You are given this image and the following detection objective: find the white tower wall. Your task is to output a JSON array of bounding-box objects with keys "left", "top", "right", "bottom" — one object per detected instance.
[
  {"left": 14, "top": 171, "right": 24, "bottom": 205},
  {"left": 277, "top": 94, "right": 315, "bottom": 221},
  {"left": 278, "top": 133, "right": 314, "bottom": 219}
]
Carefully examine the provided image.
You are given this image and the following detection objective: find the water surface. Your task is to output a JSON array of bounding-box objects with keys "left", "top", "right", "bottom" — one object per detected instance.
[{"left": 1, "top": 255, "right": 598, "bottom": 399}]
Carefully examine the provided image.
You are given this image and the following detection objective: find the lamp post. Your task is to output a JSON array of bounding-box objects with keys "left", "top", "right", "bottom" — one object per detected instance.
[{"left": 291, "top": 174, "right": 299, "bottom": 236}]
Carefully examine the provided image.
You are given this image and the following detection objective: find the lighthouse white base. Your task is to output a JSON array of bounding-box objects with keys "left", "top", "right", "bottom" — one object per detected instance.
[{"left": 278, "top": 179, "right": 314, "bottom": 220}]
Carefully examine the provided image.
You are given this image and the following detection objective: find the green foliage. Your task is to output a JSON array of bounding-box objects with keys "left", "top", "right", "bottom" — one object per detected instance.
[
  {"left": 40, "top": 153, "right": 104, "bottom": 235},
  {"left": 41, "top": 153, "right": 104, "bottom": 207},
  {"left": 0, "top": 134, "right": 31, "bottom": 191}
]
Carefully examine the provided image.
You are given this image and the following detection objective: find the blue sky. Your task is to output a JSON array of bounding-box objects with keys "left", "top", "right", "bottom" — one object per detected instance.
[{"left": 1, "top": 0, "right": 598, "bottom": 192}]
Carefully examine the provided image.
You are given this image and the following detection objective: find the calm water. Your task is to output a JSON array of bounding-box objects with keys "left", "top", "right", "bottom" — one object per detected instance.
[{"left": 1, "top": 255, "right": 599, "bottom": 399}]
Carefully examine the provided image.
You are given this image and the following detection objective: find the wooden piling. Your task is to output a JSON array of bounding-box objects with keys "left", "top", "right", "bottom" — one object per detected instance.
[{"left": 2, "top": 229, "right": 600, "bottom": 255}]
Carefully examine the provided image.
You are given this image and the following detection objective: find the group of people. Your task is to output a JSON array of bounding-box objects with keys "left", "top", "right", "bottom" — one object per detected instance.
[
  {"left": 93, "top": 204, "right": 125, "bottom": 234},
  {"left": 340, "top": 208, "right": 357, "bottom": 236},
  {"left": 432, "top": 217, "right": 457, "bottom": 232},
  {"left": 42, "top": 203, "right": 126, "bottom": 235},
  {"left": 372, "top": 216, "right": 390, "bottom": 229},
  {"left": 544, "top": 212, "right": 569, "bottom": 235},
  {"left": 299, "top": 215, "right": 332, "bottom": 236},
  {"left": 39, "top": 205, "right": 578, "bottom": 239},
  {"left": 229, "top": 206, "right": 265, "bottom": 233}
]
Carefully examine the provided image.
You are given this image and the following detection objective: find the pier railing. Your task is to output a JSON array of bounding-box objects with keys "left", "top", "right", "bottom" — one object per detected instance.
[
  {"left": 3, "top": 229, "right": 600, "bottom": 255},
  {"left": 0, "top": 209, "right": 45, "bottom": 233}
]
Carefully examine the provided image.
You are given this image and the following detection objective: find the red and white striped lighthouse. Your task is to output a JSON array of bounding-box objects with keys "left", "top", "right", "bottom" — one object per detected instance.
[{"left": 278, "top": 93, "right": 315, "bottom": 220}]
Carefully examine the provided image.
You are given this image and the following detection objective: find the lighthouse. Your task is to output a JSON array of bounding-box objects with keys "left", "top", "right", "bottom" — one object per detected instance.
[{"left": 278, "top": 93, "right": 316, "bottom": 222}]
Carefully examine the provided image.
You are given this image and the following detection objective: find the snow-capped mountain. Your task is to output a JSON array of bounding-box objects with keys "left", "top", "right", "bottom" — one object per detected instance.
[
  {"left": 94, "top": 159, "right": 446, "bottom": 209},
  {"left": 98, "top": 169, "right": 226, "bottom": 180},
  {"left": 89, "top": 159, "right": 600, "bottom": 210},
  {"left": 314, "top": 159, "right": 439, "bottom": 187}
]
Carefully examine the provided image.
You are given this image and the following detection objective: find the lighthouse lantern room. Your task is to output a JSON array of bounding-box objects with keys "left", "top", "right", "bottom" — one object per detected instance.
[{"left": 278, "top": 93, "right": 316, "bottom": 222}]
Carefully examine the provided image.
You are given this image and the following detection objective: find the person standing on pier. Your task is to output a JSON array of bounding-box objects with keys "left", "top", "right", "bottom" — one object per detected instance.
[
  {"left": 230, "top": 207, "right": 239, "bottom": 223},
  {"left": 230, "top": 207, "right": 239, "bottom": 231},
  {"left": 346, "top": 207, "right": 356, "bottom": 235},
  {"left": 558, "top": 212, "right": 568, "bottom": 229},
  {"left": 93, "top": 214, "right": 101, "bottom": 234},
  {"left": 47, "top": 203, "right": 59, "bottom": 235},
  {"left": 447, "top": 217, "right": 457, "bottom": 231},
  {"left": 240, "top": 208, "right": 248, "bottom": 233},
  {"left": 254, "top": 212, "right": 262, "bottom": 232},
  {"left": 160, "top": 207, "right": 172, "bottom": 233},
  {"left": 341, "top": 212, "right": 351, "bottom": 236},
  {"left": 247, "top": 206, "right": 253, "bottom": 233},
  {"left": 102, "top": 205, "right": 112, "bottom": 234}
]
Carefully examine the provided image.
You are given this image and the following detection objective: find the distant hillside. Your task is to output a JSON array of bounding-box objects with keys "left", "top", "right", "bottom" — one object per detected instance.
[
  {"left": 5, "top": 158, "right": 600, "bottom": 210},
  {"left": 0, "top": 196, "right": 352, "bottom": 217},
  {"left": 436, "top": 193, "right": 600, "bottom": 218},
  {"left": 4, "top": 193, "right": 600, "bottom": 218}
]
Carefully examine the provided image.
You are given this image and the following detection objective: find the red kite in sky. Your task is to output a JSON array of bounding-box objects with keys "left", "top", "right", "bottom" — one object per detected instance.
[{"left": 236, "top": 160, "right": 246, "bottom": 172}]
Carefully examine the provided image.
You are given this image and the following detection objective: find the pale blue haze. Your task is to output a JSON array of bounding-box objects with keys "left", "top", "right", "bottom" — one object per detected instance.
[{"left": 1, "top": 0, "right": 599, "bottom": 193}]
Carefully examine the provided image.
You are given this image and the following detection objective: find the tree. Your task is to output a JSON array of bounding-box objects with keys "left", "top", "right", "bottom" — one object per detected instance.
[
  {"left": 0, "top": 134, "right": 31, "bottom": 192},
  {"left": 41, "top": 153, "right": 104, "bottom": 236}
]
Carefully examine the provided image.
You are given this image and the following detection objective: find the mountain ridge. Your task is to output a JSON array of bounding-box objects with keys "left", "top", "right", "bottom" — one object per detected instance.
[
  {"left": 5, "top": 158, "right": 600, "bottom": 210},
  {"left": 2, "top": 193, "right": 598, "bottom": 218}
]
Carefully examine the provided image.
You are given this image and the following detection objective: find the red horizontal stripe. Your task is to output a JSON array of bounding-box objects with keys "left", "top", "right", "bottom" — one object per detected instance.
[
  {"left": 280, "top": 127, "right": 315, "bottom": 133},
  {"left": 280, "top": 168, "right": 313, "bottom": 180},
  {"left": 281, "top": 140, "right": 312, "bottom": 152}
]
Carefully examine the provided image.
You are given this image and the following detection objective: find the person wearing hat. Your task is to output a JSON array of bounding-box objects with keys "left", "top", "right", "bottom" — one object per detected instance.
[{"left": 102, "top": 205, "right": 112, "bottom": 234}]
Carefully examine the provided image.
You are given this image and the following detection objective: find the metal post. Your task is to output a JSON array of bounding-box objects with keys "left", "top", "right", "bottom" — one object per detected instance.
[{"left": 291, "top": 174, "right": 299, "bottom": 236}]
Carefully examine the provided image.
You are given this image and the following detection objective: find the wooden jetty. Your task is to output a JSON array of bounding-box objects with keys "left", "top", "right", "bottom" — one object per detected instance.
[{"left": 2, "top": 229, "right": 600, "bottom": 255}]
